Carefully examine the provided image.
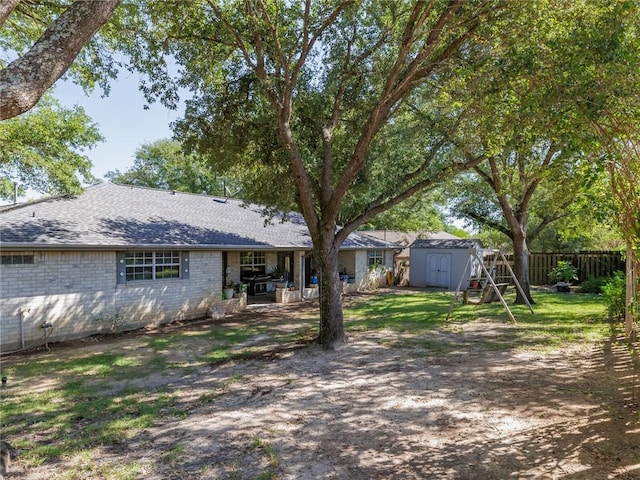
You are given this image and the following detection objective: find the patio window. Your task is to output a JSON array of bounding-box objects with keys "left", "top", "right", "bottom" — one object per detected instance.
[
  {"left": 367, "top": 250, "right": 384, "bottom": 266},
  {"left": 240, "top": 251, "right": 266, "bottom": 277},
  {"left": 125, "top": 251, "right": 181, "bottom": 281}
]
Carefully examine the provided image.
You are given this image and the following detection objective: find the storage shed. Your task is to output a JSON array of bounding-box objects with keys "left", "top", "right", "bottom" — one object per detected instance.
[{"left": 409, "top": 238, "right": 483, "bottom": 290}]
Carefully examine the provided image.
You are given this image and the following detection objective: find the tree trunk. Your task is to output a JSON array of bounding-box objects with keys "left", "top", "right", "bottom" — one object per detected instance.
[
  {"left": 512, "top": 233, "right": 535, "bottom": 304},
  {"left": 315, "top": 238, "right": 345, "bottom": 350}
]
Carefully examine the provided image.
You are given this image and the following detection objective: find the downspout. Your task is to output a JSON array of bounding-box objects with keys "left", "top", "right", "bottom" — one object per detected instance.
[{"left": 18, "top": 307, "right": 28, "bottom": 349}]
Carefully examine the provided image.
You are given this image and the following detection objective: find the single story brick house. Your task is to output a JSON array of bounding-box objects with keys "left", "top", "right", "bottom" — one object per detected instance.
[{"left": 0, "top": 183, "right": 398, "bottom": 352}]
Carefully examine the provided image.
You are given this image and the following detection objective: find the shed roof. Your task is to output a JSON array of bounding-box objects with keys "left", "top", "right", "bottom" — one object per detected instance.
[
  {"left": 409, "top": 238, "right": 483, "bottom": 249},
  {"left": 0, "top": 183, "right": 398, "bottom": 251},
  {"left": 364, "top": 230, "right": 462, "bottom": 259}
]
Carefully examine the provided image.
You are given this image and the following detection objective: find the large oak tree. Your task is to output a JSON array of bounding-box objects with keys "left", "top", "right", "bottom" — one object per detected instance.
[
  {"left": 124, "top": 0, "right": 503, "bottom": 348},
  {"left": 445, "top": 0, "right": 637, "bottom": 303}
]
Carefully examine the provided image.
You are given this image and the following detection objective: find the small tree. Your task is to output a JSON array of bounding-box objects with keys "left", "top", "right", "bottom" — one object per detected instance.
[
  {"left": 105, "top": 139, "right": 237, "bottom": 196},
  {"left": 446, "top": 0, "right": 636, "bottom": 304},
  {"left": 0, "top": 95, "right": 102, "bottom": 200}
]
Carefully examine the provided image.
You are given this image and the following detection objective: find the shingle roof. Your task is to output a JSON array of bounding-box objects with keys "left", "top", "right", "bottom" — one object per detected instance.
[
  {"left": 363, "top": 230, "right": 460, "bottom": 246},
  {"left": 363, "top": 230, "right": 462, "bottom": 259},
  {"left": 0, "top": 183, "right": 397, "bottom": 250},
  {"left": 409, "top": 238, "right": 483, "bottom": 249}
]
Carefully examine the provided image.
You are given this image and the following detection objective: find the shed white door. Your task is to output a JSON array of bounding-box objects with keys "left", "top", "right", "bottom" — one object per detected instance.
[{"left": 427, "top": 253, "right": 451, "bottom": 288}]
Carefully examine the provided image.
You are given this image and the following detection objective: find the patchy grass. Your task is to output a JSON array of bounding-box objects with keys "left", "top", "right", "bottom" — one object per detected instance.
[
  {"left": 2, "top": 382, "right": 178, "bottom": 468},
  {"left": 251, "top": 435, "right": 280, "bottom": 479},
  {"left": 0, "top": 288, "right": 611, "bottom": 477}
]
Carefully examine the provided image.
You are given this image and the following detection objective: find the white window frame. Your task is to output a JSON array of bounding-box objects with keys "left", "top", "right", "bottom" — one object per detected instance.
[
  {"left": 367, "top": 250, "right": 384, "bottom": 266},
  {"left": 240, "top": 251, "right": 266, "bottom": 276},
  {"left": 125, "top": 251, "right": 181, "bottom": 281}
]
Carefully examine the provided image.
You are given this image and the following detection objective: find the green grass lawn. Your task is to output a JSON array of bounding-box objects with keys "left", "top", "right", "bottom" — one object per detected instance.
[
  {"left": 345, "top": 289, "right": 610, "bottom": 349},
  {"left": 0, "top": 289, "right": 611, "bottom": 479}
]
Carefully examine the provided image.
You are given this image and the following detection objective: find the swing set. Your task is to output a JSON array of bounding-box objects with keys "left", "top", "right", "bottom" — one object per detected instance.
[{"left": 446, "top": 247, "right": 533, "bottom": 324}]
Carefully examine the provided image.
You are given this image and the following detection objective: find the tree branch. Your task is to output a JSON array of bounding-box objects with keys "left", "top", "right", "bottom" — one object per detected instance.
[
  {"left": 0, "top": 0, "right": 121, "bottom": 120},
  {"left": 0, "top": 0, "right": 20, "bottom": 27},
  {"left": 485, "top": 156, "right": 523, "bottom": 235},
  {"left": 207, "top": 1, "right": 259, "bottom": 72},
  {"left": 464, "top": 209, "right": 513, "bottom": 238},
  {"left": 270, "top": 2, "right": 354, "bottom": 237},
  {"left": 255, "top": 0, "right": 288, "bottom": 77},
  {"left": 333, "top": 1, "right": 472, "bottom": 212},
  {"left": 519, "top": 143, "right": 557, "bottom": 215},
  {"left": 336, "top": 154, "right": 486, "bottom": 244},
  {"left": 473, "top": 164, "right": 494, "bottom": 186},
  {"left": 290, "top": 1, "right": 354, "bottom": 86},
  {"left": 528, "top": 206, "right": 572, "bottom": 242}
]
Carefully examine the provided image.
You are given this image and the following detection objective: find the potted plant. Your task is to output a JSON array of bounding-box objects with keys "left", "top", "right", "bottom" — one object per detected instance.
[
  {"left": 548, "top": 261, "right": 578, "bottom": 292},
  {"left": 233, "top": 282, "right": 247, "bottom": 296},
  {"left": 269, "top": 265, "right": 284, "bottom": 280},
  {"left": 223, "top": 280, "right": 235, "bottom": 300},
  {"left": 269, "top": 266, "right": 288, "bottom": 288}
]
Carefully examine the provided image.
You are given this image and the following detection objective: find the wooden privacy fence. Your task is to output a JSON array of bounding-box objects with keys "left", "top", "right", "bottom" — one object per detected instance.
[{"left": 489, "top": 251, "right": 625, "bottom": 285}]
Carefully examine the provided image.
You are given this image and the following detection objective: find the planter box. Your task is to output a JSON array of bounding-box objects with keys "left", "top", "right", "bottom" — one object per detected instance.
[
  {"left": 208, "top": 294, "right": 246, "bottom": 318},
  {"left": 303, "top": 287, "right": 319, "bottom": 299},
  {"left": 276, "top": 287, "right": 301, "bottom": 304}
]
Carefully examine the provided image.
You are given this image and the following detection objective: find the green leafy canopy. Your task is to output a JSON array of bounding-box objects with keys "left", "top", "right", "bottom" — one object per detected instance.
[{"left": 0, "top": 95, "right": 102, "bottom": 200}]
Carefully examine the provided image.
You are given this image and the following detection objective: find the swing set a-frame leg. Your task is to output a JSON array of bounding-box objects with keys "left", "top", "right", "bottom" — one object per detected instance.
[
  {"left": 446, "top": 255, "right": 472, "bottom": 321},
  {"left": 477, "top": 258, "right": 516, "bottom": 324},
  {"left": 447, "top": 248, "right": 527, "bottom": 324}
]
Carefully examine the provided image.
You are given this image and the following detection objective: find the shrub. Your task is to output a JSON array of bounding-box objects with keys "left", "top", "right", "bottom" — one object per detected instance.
[
  {"left": 548, "top": 261, "right": 578, "bottom": 284},
  {"left": 602, "top": 271, "right": 626, "bottom": 319},
  {"left": 578, "top": 276, "right": 611, "bottom": 294},
  {"left": 233, "top": 282, "right": 247, "bottom": 294}
]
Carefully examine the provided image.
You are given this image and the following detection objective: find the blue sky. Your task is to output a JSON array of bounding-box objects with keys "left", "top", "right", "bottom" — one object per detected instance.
[{"left": 53, "top": 72, "right": 183, "bottom": 179}]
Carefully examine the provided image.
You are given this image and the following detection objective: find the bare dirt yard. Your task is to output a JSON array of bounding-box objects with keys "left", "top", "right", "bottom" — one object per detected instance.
[{"left": 3, "top": 290, "right": 640, "bottom": 479}]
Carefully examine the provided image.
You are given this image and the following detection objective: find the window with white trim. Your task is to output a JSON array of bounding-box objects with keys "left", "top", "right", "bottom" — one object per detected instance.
[
  {"left": 367, "top": 250, "right": 384, "bottom": 266},
  {"left": 125, "top": 251, "right": 181, "bottom": 281},
  {"left": 240, "top": 251, "right": 266, "bottom": 277}
]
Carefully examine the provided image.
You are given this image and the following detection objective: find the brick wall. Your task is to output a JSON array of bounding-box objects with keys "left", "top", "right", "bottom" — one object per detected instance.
[{"left": 0, "top": 250, "right": 230, "bottom": 352}]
